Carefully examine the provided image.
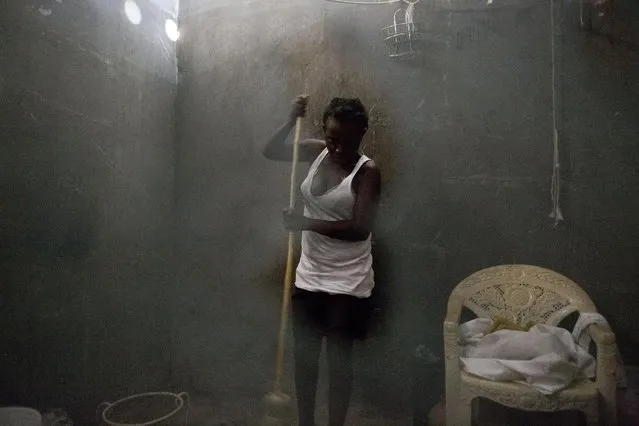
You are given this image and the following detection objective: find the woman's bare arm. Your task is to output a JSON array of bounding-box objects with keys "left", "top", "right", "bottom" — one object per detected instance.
[{"left": 262, "top": 96, "right": 325, "bottom": 162}]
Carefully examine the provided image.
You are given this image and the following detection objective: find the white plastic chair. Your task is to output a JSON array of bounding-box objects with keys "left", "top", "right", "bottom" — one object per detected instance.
[{"left": 444, "top": 264, "right": 617, "bottom": 426}]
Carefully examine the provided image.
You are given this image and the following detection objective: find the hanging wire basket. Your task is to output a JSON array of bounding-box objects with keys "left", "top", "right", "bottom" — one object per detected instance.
[{"left": 381, "top": 6, "right": 425, "bottom": 59}]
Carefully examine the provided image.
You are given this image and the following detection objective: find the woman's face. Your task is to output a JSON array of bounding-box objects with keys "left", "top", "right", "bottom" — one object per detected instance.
[{"left": 323, "top": 118, "right": 366, "bottom": 167}]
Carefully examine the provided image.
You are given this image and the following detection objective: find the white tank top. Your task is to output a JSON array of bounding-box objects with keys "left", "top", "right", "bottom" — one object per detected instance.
[{"left": 295, "top": 148, "right": 375, "bottom": 298}]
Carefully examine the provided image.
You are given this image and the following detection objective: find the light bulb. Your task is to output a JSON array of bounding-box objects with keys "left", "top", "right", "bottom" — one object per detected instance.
[
  {"left": 124, "top": 0, "right": 142, "bottom": 25},
  {"left": 165, "top": 19, "right": 180, "bottom": 42}
]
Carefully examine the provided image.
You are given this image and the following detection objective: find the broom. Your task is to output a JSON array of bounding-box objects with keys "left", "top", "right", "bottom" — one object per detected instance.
[{"left": 261, "top": 113, "right": 303, "bottom": 426}]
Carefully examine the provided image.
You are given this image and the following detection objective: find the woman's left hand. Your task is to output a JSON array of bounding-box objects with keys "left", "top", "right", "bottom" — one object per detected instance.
[{"left": 282, "top": 208, "right": 306, "bottom": 231}]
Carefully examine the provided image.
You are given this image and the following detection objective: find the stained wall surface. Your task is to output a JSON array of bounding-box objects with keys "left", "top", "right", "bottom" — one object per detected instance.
[{"left": 0, "top": 0, "right": 178, "bottom": 420}]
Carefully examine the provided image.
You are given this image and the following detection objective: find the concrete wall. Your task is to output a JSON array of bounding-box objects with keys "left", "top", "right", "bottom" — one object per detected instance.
[
  {"left": 0, "top": 0, "right": 177, "bottom": 421},
  {"left": 2, "top": 0, "right": 637, "bottom": 423},
  {"left": 173, "top": 0, "right": 639, "bottom": 418}
]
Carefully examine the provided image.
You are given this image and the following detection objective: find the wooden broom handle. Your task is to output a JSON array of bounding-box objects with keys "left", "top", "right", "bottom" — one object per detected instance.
[{"left": 273, "top": 116, "right": 302, "bottom": 393}]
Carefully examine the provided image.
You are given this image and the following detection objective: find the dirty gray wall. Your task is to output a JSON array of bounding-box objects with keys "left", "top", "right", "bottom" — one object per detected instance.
[
  {"left": 0, "top": 0, "right": 178, "bottom": 421},
  {"left": 173, "top": 0, "right": 639, "bottom": 418}
]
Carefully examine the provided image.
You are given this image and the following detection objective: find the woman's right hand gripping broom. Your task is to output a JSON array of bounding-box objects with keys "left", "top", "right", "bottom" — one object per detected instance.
[{"left": 262, "top": 95, "right": 324, "bottom": 163}]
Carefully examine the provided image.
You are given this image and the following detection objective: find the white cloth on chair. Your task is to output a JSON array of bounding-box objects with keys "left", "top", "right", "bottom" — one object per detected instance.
[
  {"left": 459, "top": 318, "right": 596, "bottom": 395},
  {"left": 572, "top": 312, "right": 626, "bottom": 388}
]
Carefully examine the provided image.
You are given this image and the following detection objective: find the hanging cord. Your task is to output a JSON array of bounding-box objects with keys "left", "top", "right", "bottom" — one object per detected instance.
[
  {"left": 405, "top": 1, "right": 416, "bottom": 28},
  {"left": 549, "top": 0, "right": 563, "bottom": 226}
]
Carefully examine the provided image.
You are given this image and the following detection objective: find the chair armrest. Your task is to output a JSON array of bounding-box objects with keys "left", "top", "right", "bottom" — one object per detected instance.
[
  {"left": 443, "top": 320, "right": 459, "bottom": 333},
  {"left": 589, "top": 323, "right": 617, "bottom": 424},
  {"left": 444, "top": 292, "right": 463, "bottom": 325},
  {"left": 589, "top": 323, "right": 617, "bottom": 382},
  {"left": 443, "top": 320, "right": 462, "bottom": 404},
  {"left": 589, "top": 323, "right": 615, "bottom": 346},
  {"left": 443, "top": 321, "right": 460, "bottom": 361},
  {"left": 444, "top": 309, "right": 460, "bottom": 324},
  {"left": 443, "top": 295, "right": 463, "bottom": 384}
]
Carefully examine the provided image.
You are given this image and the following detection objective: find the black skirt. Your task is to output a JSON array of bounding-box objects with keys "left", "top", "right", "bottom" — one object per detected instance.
[{"left": 291, "top": 287, "right": 372, "bottom": 341}]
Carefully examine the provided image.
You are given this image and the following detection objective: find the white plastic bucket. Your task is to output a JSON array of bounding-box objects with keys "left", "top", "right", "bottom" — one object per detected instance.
[
  {"left": 0, "top": 407, "right": 43, "bottom": 426},
  {"left": 97, "top": 392, "right": 189, "bottom": 426}
]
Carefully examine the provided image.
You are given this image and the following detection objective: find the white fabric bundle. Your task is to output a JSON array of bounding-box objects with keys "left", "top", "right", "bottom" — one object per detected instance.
[{"left": 459, "top": 318, "right": 596, "bottom": 395}]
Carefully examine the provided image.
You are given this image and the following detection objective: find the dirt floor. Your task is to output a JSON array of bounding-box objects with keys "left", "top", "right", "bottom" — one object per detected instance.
[{"left": 185, "top": 366, "right": 638, "bottom": 425}]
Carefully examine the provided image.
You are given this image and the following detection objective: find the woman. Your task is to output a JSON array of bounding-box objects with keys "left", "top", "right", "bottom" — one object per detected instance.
[{"left": 263, "top": 95, "right": 381, "bottom": 426}]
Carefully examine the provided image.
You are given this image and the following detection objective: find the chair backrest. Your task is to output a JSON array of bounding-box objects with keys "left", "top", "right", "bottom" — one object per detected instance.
[{"left": 448, "top": 264, "right": 597, "bottom": 327}]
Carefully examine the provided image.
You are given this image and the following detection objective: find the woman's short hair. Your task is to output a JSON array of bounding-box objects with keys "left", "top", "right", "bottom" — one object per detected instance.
[{"left": 322, "top": 97, "right": 369, "bottom": 130}]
